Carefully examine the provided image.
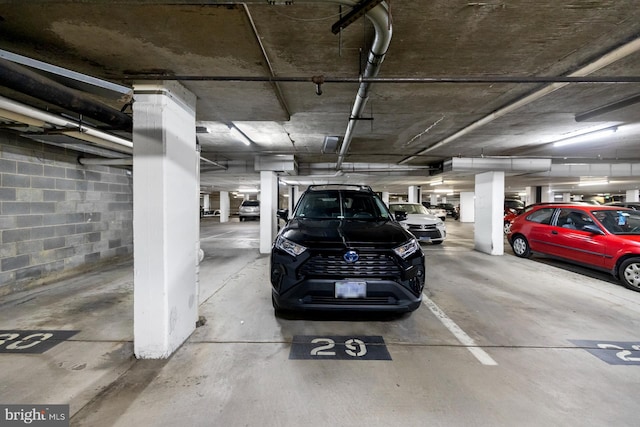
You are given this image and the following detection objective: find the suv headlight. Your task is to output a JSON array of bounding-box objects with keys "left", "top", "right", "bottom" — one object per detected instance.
[
  {"left": 393, "top": 238, "right": 420, "bottom": 259},
  {"left": 275, "top": 235, "right": 307, "bottom": 257}
]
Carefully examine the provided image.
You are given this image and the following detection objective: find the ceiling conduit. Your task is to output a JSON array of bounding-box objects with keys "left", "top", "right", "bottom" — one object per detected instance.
[
  {"left": 0, "top": 58, "right": 133, "bottom": 130},
  {"left": 248, "top": 0, "right": 391, "bottom": 171},
  {"left": 401, "top": 36, "right": 640, "bottom": 163}
]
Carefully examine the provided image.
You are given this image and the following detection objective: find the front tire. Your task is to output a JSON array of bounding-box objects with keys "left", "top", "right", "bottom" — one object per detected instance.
[
  {"left": 511, "top": 235, "right": 531, "bottom": 258},
  {"left": 619, "top": 257, "right": 640, "bottom": 292}
]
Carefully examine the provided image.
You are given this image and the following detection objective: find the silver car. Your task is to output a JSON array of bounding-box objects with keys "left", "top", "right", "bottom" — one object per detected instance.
[
  {"left": 239, "top": 200, "right": 260, "bottom": 221},
  {"left": 389, "top": 203, "right": 447, "bottom": 245}
]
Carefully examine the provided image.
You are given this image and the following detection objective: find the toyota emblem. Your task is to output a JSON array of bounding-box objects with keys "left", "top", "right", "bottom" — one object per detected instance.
[{"left": 343, "top": 250, "right": 359, "bottom": 263}]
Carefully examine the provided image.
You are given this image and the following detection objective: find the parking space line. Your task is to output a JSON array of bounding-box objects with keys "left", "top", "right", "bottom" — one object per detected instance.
[{"left": 422, "top": 294, "right": 498, "bottom": 366}]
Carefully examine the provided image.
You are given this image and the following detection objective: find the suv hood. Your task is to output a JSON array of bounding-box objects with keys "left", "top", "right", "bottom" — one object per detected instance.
[
  {"left": 281, "top": 218, "right": 413, "bottom": 248},
  {"left": 402, "top": 213, "right": 440, "bottom": 225}
]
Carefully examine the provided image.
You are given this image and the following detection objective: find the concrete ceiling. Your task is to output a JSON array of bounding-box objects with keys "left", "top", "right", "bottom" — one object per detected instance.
[{"left": 0, "top": 1, "right": 639, "bottom": 198}]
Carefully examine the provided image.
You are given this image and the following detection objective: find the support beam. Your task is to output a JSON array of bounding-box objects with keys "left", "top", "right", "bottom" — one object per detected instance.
[
  {"left": 132, "top": 81, "right": 198, "bottom": 359},
  {"left": 474, "top": 172, "right": 504, "bottom": 255}
]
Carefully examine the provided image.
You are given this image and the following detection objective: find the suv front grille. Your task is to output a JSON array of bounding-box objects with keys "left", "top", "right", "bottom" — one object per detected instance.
[{"left": 300, "top": 252, "right": 401, "bottom": 278}]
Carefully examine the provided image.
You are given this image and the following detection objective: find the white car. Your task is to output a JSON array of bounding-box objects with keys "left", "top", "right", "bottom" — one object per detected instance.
[
  {"left": 388, "top": 203, "right": 446, "bottom": 245},
  {"left": 426, "top": 207, "right": 447, "bottom": 221}
]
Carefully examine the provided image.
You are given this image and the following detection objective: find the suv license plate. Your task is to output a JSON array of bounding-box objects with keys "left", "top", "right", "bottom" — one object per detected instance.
[{"left": 335, "top": 281, "right": 367, "bottom": 298}]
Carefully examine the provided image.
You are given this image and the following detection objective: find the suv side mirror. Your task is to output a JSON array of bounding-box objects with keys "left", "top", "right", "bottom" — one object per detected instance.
[
  {"left": 394, "top": 211, "right": 407, "bottom": 222},
  {"left": 277, "top": 209, "right": 289, "bottom": 221}
]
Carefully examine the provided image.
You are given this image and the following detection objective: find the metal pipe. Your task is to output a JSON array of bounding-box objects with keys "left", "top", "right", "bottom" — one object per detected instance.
[
  {"left": 0, "top": 94, "right": 133, "bottom": 152},
  {"left": 0, "top": 58, "right": 132, "bottom": 130}
]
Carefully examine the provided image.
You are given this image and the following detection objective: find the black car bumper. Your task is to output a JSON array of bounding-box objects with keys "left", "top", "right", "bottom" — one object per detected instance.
[{"left": 270, "top": 250, "right": 424, "bottom": 313}]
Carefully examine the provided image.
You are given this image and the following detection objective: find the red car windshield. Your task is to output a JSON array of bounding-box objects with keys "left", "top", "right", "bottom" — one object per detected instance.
[{"left": 592, "top": 209, "right": 640, "bottom": 234}]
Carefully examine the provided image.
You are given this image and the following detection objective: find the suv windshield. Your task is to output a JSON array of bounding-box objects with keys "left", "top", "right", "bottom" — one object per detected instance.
[{"left": 294, "top": 190, "right": 390, "bottom": 220}]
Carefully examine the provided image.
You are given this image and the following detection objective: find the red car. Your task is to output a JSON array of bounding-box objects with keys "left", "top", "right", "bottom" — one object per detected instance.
[{"left": 507, "top": 204, "right": 640, "bottom": 292}]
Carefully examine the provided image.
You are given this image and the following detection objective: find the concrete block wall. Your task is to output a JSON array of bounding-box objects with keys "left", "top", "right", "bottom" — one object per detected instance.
[{"left": 0, "top": 131, "right": 133, "bottom": 296}]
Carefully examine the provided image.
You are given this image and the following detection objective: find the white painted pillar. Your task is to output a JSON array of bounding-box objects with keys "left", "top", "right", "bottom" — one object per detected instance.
[
  {"left": 408, "top": 186, "right": 419, "bottom": 203},
  {"left": 459, "top": 191, "right": 475, "bottom": 223},
  {"left": 430, "top": 194, "right": 438, "bottom": 207},
  {"left": 541, "top": 186, "right": 552, "bottom": 202},
  {"left": 203, "top": 194, "right": 210, "bottom": 211},
  {"left": 260, "top": 171, "right": 278, "bottom": 254},
  {"left": 287, "top": 186, "right": 295, "bottom": 214},
  {"left": 381, "top": 191, "right": 390, "bottom": 206},
  {"left": 292, "top": 185, "right": 302, "bottom": 209},
  {"left": 220, "top": 191, "right": 230, "bottom": 223},
  {"left": 132, "top": 81, "right": 198, "bottom": 359},
  {"left": 562, "top": 192, "right": 571, "bottom": 202},
  {"left": 626, "top": 189, "right": 639, "bottom": 202},
  {"left": 525, "top": 186, "right": 536, "bottom": 204},
  {"left": 474, "top": 171, "right": 504, "bottom": 255},
  {"left": 573, "top": 194, "right": 583, "bottom": 201}
]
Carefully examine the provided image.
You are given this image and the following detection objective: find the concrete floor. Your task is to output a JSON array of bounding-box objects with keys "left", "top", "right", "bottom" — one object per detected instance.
[{"left": 1, "top": 219, "right": 640, "bottom": 426}]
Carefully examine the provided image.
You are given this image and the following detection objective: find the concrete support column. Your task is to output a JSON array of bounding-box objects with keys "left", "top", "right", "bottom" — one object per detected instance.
[
  {"left": 430, "top": 194, "right": 438, "bottom": 207},
  {"left": 626, "top": 189, "right": 640, "bottom": 202},
  {"left": 220, "top": 191, "right": 230, "bottom": 223},
  {"left": 203, "top": 194, "right": 210, "bottom": 211},
  {"left": 526, "top": 187, "right": 536, "bottom": 204},
  {"left": 408, "top": 186, "right": 420, "bottom": 203},
  {"left": 260, "top": 171, "right": 278, "bottom": 254},
  {"left": 459, "top": 191, "right": 475, "bottom": 223},
  {"left": 474, "top": 171, "right": 504, "bottom": 255},
  {"left": 287, "top": 186, "right": 295, "bottom": 214},
  {"left": 562, "top": 192, "right": 571, "bottom": 202},
  {"left": 540, "top": 186, "right": 552, "bottom": 203},
  {"left": 381, "top": 191, "right": 390, "bottom": 206},
  {"left": 132, "top": 81, "right": 198, "bottom": 359}
]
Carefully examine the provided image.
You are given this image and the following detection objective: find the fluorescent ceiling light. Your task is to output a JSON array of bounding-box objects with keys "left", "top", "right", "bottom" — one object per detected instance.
[
  {"left": 578, "top": 178, "right": 609, "bottom": 187},
  {"left": 430, "top": 178, "right": 443, "bottom": 186},
  {"left": 433, "top": 188, "right": 453, "bottom": 193},
  {"left": 553, "top": 126, "right": 618, "bottom": 148},
  {"left": 237, "top": 188, "right": 259, "bottom": 193},
  {"left": 228, "top": 124, "right": 252, "bottom": 146}
]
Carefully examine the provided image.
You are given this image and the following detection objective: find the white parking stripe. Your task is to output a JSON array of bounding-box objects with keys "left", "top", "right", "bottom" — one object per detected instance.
[{"left": 422, "top": 294, "right": 498, "bottom": 366}]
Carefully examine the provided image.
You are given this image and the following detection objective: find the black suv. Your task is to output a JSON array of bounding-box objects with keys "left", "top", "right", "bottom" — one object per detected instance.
[{"left": 270, "top": 185, "right": 425, "bottom": 315}]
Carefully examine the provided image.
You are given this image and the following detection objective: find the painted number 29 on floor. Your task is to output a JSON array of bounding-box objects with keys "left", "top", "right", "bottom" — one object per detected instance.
[{"left": 289, "top": 335, "right": 392, "bottom": 361}]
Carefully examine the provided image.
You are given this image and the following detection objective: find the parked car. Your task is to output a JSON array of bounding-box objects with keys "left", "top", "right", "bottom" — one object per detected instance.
[
  {"left": 503, "top": 201, "right": 590, "bottom": 234},
  {"left": 389, "top": 203, "right": 446, "bottom": 245},
  {"left": 271, "top": 185, "right": 425, "bottom": 314},
  {"left": 606, "top": 202, "right": 640, "bottom": 211},
  {"left": 507, "top": 204, "right": 640, "bottom": 292},
  {"left": 421, "top": 202, "right": 447, "bottom": 221},
  {"left": 239, "top": 200, "right": 260, "bottom": 221},
  {"left": 435, "top": 202, "right": 457, "bottom": 218}
]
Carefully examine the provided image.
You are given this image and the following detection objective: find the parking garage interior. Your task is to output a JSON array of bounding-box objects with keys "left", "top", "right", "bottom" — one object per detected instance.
[{"left": 1, "top": 1, "right": 640, "bottom": 426}]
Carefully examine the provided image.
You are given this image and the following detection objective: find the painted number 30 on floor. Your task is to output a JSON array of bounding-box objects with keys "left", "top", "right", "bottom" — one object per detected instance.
[{"left": 289, "top": 335, "right": 392, "bottom": 360}]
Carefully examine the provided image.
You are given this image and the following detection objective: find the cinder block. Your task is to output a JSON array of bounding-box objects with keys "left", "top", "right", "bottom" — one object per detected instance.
[
  {"left": 0, "top": 188, "right": 16, "bottom": 201},
  {"left": 44, "top": 236, "right": 66, "bottom": 250},
  {"left": 2, "top": 174, "right": 30, "bottom": 187},
  {"left": 44, "top": 165, "right": 66, "bottom": 178},
  {"left": 43, "top": 190, "right": 66, "bottom": 202},
  {"left": 17, "top": 162, "right": 44, "bottom": 176},
  {"left": 15, "top": 265, "right": 43, "bottom": 280},
  {"left": 31, "top": 177, "right": 56, "bottom": 189},
  {"left": 1, "top": 254, "right": 30, "bottom": 271},
  {"left": 17, "top": 215, "right": 43, "bottom": 228},
  {"left": 0, "top": 159, "right": 16, "bottom": 173},
  {"left": 31, "top": 226, "right": 56, "bottom": 239},
  {"left": 55, "top": 178, "right": 76, "bottom": 190},
  {"left": 16, "top": 188, "right": 43, "bottom": 202},
  {"left": 2, "top": 229, "right": 30, "bottom": 244},
  {"left": 1, "top": 202, "right": 30, "bottom": 215},
  {"left": 66, "top": 168, "right": 86, "bottom": 180},
  {"left": 0, "top": 242, "right": 16, "bottom": 258},
  {"left": 31, "top": 202, "right": 55, "bottom": 214},
  {"left": 17, "top": 240, "right": 44, "bottom": 254}
]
